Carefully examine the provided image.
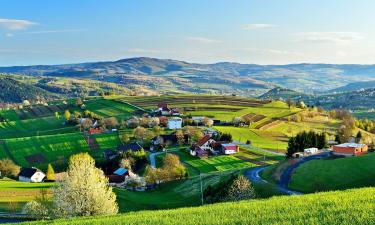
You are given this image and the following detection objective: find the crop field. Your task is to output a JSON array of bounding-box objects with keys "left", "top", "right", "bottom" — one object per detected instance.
[
  {"left": 2, "top": 132, "right": 91, "bottom": 170},
  {"left": 0, "top": 116, "right": 77, "bottom": 139},
  {"left": 289, "top": 153, "right": 375, "bottom": 193},
  {"left": 84, "top": 99, "right": 139, "bottom": 119},
  {"left": 94, "top": 132, "right": 121, "bottom": 150},
  {"left": 28, "top": 187, "right": 375, "bottom": 225},
  {"left": 0, "top": 179, "right": 53, "bottom": 212}
]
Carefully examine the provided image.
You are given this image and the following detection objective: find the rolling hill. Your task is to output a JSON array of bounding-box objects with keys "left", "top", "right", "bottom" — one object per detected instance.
[
  {"left": 22, "top": 187, "right": 375, "bottom": 225},
  {"left": 3, "top": 58, "right": 375, "bottom": 96}
]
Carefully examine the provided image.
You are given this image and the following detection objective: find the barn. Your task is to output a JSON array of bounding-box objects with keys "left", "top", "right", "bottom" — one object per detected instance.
[{"left": 332, "top": 143, "right": 368, "bottom": 156}]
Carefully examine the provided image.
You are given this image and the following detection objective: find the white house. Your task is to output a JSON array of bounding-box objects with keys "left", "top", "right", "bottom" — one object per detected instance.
[
  {"left": 304, "top": 147, "right": 319, "bottom": 155},
  {"left": 196, "top": 135, "right": 215, "bottom": 152},
  {"left": 18, "top": 168, "right": 45, "bottom": 183},
  {"left": 221, "top": 143, "right": 239, "bottom": 155},
  {"left": 167, "top": 117, "right": 182, "bottom": 129}
]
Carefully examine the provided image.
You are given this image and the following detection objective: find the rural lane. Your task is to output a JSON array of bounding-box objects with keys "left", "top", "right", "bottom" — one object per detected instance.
[
  {"left": 244, "top": 166, "right": 302, "bottom": 195},
  {"left": 149, "top": 149, "right": 180, "bottom": 168}
]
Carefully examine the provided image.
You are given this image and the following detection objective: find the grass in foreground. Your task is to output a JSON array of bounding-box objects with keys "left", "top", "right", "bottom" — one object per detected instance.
[
  {"left": 22, "top": 187, "right": 375, "bottom": 225},
  {"left": 289, "top": 153, "right": 375, "bottom": 193}
]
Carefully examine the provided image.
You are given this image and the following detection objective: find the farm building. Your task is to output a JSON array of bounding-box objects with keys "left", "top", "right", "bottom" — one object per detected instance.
[
  {"left": 304, "top": 148, "right": 319, "bottom": 155},
  {"left": 332, "top": 143, "right": 368, "bottom": 156},
  {"left": 167, "top": 117, "right": 183, "bottom": 129},
  {"left": 18, "top": 168, "right": 45, "bottom": 183},
  {"left": 221, "top": 143, "right": 239, "bottom": 155}
]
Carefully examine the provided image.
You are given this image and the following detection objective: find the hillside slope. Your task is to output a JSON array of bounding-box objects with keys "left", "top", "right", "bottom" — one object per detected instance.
[
  {"left": 0, "top": 76, "right": 57, "bottom": 103},
  {"left": 289, "top": 153, "right": 375, "bottom": 193},
  {"left": 23, "top": 187, "right": 375, "bottom": 225},
  {"left": 4, "top": 57, "right": 375, "bottom": 95}
]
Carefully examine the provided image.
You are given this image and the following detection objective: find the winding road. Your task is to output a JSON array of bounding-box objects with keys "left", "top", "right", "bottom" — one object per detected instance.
[{"left": 244, "top": 151, "right": 333, "bottom": 195}]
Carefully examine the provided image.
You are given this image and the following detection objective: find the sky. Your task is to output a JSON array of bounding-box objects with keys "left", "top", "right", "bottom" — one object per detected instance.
[{"left": 1, "top": 0, "right": 375, "bottom": 66}]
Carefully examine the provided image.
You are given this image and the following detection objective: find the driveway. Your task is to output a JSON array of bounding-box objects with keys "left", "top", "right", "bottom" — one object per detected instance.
[{"left": 279, "top": 151, "right": 332, "bottom": 188}]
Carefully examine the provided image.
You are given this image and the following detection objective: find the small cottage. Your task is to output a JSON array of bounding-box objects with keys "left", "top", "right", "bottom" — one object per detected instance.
[{"left": 18, "top": 168, "right": 45, "bottom": 183}]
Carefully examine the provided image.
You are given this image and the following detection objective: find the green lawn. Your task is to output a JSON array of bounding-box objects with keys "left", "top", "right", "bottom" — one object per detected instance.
[
  {"left": 84, "top": 99, "right": 138, "bottom": 119},
  {"left": 289, "top": 153, "right": 375, "bottom": 193},
  {"left": 0, "top": 179, "right": 54, "bottom": 212},
  {"left": 24, "top": 187, "right": 375, "bottom": 225},
  {"left": 185, "top": 155, "right": 256, "bottom": 173}
]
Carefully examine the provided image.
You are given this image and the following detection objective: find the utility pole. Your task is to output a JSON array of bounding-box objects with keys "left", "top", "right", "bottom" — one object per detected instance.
[{"left": 200, "top": 173, "right": 204, "bottom": 205}]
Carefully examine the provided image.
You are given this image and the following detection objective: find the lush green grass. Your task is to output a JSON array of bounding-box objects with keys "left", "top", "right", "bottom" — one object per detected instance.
[
  {"left": 23, "top": 187, "right": 375, "bottom": 225},
  {"left": 0, "top": 117, "right": 77, "bottom": 139},
  {"left": 94, "top": 133, "right": 121, "bottom": 150},
  {"left": 3, "top": 133, "right": 90, "bottom": 170},
  {"left": 289, "top": 153, "right": 375, "bottom": 193},
  {"left": 214, "top": 126, "right": 288, "bottom": 151},
  {"left": 0, "top": 179, "right": 54, "bottom": 212},
  {"left": 84, "top": 99, "right": 138, "bottom": 119}
]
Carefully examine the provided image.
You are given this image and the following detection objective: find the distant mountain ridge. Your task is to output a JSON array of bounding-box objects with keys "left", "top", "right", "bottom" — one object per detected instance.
[{"left": 2, "top": 57, "right": 375, "bottom": 95}]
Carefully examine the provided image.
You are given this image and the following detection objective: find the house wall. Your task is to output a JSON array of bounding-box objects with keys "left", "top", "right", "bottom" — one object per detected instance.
[
  {"left": 333, "top": 145, "right": 368, "bottom": 156},
  {"left": 167, "top": 120, "right": 182, "bottom": 129},
  {"left": 30, "top": 172, "right": 45, "bottom": 182},
  {"left": 19, "top": 176, "right": 31, "bottom": 182}
]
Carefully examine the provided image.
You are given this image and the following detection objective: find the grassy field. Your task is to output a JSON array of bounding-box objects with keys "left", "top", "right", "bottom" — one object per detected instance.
[
  {"left": 1, "top": 132, "right": 91, "bottom": 170},
  {"left": 214, "top": 126, "right": 288, "bottom": 151},
  {"left": 94, "top": 133, "right": 121, "bottom": 150},
  {"left": 84, "top": 99, "right": 139, "bottom": 120},
  {"left": 23, "top": 187, "right": 375, "bottom": 225},
  {"left": 0, "top": 179, "right": 53, "bottom": 212},
  {"left": 289, "top": 153, "right": 375, "bottom": 193}
]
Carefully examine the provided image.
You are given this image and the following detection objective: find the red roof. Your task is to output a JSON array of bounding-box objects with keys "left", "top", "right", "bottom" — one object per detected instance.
[
  {"left": 197, "top": 135, "right": 212, "bottom": 146},
  {"left": 222, "top": 144, "right": 238, "bottom": 151}
]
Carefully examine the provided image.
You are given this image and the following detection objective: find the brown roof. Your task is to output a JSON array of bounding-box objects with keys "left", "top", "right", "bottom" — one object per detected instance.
[
  {"left": 197, "top": 135, "right": 212, "bottom": 146},
  {"left": 107, "top": 175, "right": 125, "bottom": 183}
]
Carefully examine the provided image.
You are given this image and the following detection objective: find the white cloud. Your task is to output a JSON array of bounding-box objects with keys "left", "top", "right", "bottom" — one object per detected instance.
[
  {"left": 0, "top": 18, "right": 36, "bottom": 30},
  {"left": 25, "top": 29, "right": 82, "bottom": 34},
  {"left": 294, "top": 32, "right": 364, "bottom": 45},
  {"left": 241, "top": 23, "right": 276, "bottom": 30},
  {"left": 239, "top": 47, "right": 303, "bottom": 56},
  {"left": 4, "top": 33, "right": 13, "bottom": 37},
  {"left": 186, "top": 36, "right": 222, "bottom": 44}
]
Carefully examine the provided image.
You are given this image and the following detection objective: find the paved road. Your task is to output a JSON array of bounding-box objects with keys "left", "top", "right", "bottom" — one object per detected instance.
[
  {"left": 244, "top": 166, "right": 302, "bottom": 195},
  {"left": 244, "top": 151, "right": 332, "bottom": 195},
  {"left": 279, "top": 151, "right": 332, "bottom": 188}
]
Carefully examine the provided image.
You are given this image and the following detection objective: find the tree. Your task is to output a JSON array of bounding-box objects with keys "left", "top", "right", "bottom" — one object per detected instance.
[
  {"left": 76, "top": 97, "right": 83, "bottom": 107},
  {"left": 287, "top": 97, "right": 292, "bottom": 109},
  {"left": 175, "top": 130, "right": 185, "bottom": 145},
  {"left": 219, "top": 133, "right": 232, "bottom": 142},
  {"left": 120, "top": 133, "right": 130, "bottom": 144},
  {"left": 53, "top": 153, "right": 118, "bottom": 217},
  {"left": 46, "top": 164, "right": 55, "bottom": 181},
  {"left": 286, "top": 131, "right": 327, "bottom": 158},
  {"left": 0, "top": 159, "right": 20, "bottom": 178},
  {"left": 64, "top": 110, "right": 71, "bottom": 122},
  {"left": 120, "top": 158, "right": 134, "bottom": 171},
  {"left": 203, "top": 117, "right": 213, "bottom": 127},
  {"left": 102, "top": 117, "right": 118, "bottom": 129},
  {"left": 133, "top": 126, "right": 154, "bottom": 144},
  {"left": 225, "top": 175, "right": 256, "bottom": 202},
  {"left": 356, "top": 131, "right": 363, "bottom": 143}
]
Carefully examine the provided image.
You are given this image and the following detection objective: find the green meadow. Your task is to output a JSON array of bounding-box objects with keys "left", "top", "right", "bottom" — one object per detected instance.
[{"left": 22, "top": 187, "right": 375, "bottom": 225}]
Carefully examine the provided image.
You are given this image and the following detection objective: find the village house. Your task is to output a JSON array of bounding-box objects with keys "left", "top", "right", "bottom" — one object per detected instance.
[
  {"left": 332, "top": 143, "right": 368, "bottom": 156},
  {"left": 18, "top": 168, "right": 45, "bottom": 183},
  {"left": 167, "top": 117, "right": 183, "bottom": 129},
  {"left": 221, "top": 143, "right": 239, "bottom": 155},
  {"left": 190, "top": 135, "right": 216, "bottom": 157}
]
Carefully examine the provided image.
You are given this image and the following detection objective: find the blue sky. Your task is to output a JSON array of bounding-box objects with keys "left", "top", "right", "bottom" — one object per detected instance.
[{"left": 1, "top": 0, "right": 375, "bottom": 66}]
